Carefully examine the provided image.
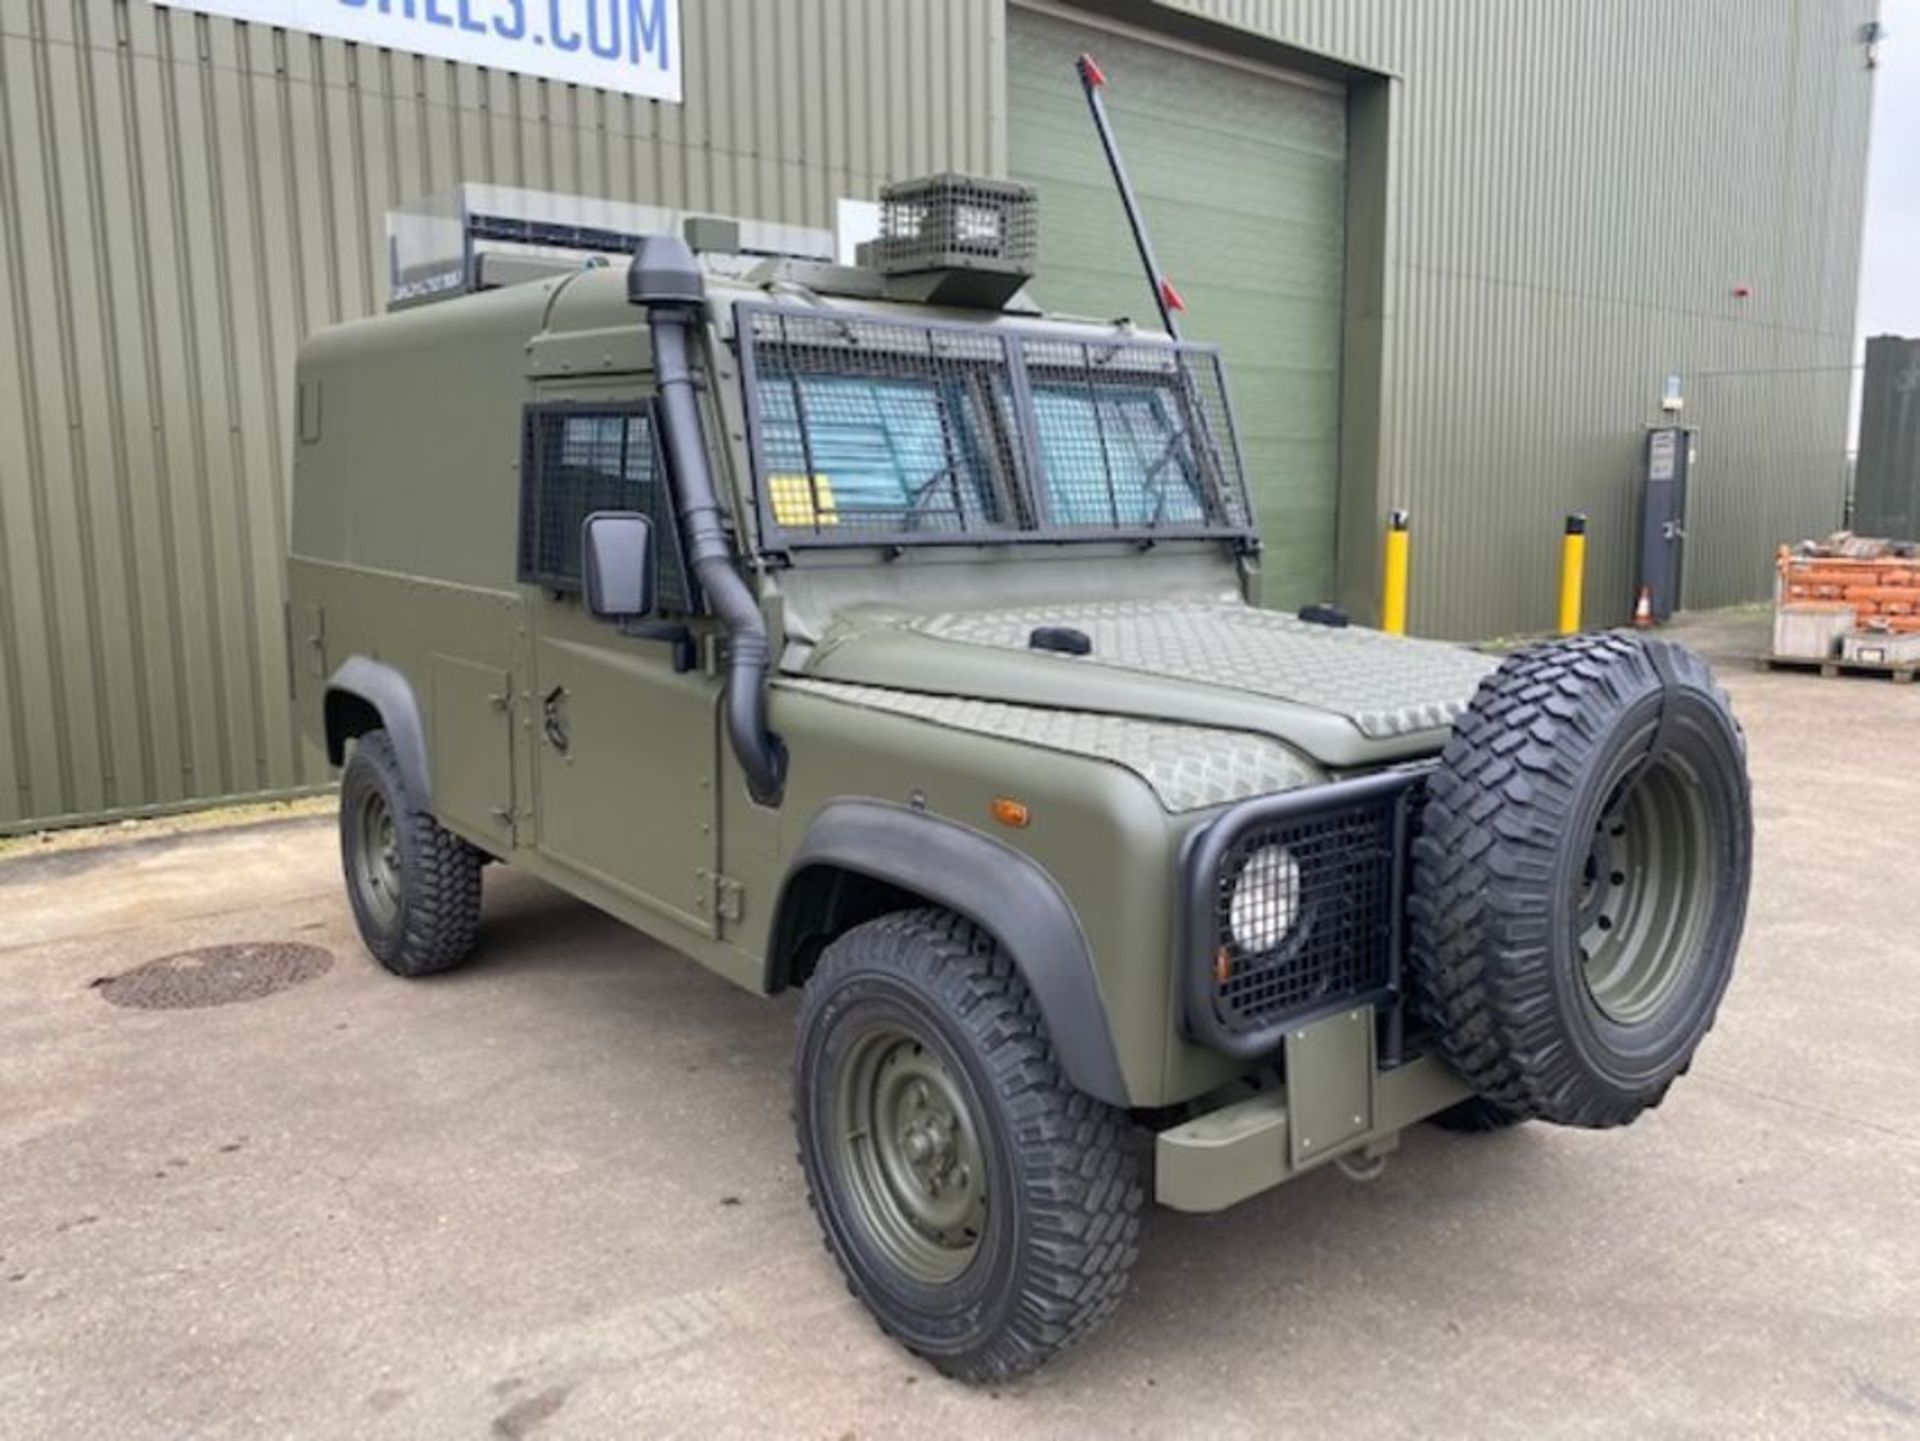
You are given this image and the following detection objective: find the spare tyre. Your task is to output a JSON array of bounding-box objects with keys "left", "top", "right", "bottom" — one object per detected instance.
[{"left": 1408, "top": 633, "right": 1752, "bottom": 1129}]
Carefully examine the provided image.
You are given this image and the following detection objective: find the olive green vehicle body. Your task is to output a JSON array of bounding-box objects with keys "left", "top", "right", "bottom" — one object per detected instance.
[{"left": 288, "top": 256, "right": 1493, "bottom": 1211}]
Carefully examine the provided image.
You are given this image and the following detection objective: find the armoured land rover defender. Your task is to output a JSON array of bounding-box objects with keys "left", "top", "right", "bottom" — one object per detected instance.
[{"left": 289, "top": 148, "right": 1752, "bottom": 1379}]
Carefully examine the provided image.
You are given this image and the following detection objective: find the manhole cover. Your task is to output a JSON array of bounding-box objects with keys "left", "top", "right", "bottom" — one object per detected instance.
[{"left": 95, "top": 942, "right": 333, "bottom": 1011}]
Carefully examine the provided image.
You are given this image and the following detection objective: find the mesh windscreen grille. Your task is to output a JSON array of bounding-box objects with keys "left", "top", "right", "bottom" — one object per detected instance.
[
  {"left": 1210, "top": 797, "right": 1397, "bottom": 1032},
  {"left": 1018, "top": 337, "right": 1252, "bottom": 534},
  {"left": 743, "top": 309, "right": 1024, "bottom": 537},
  {"left": 739, "top": 305, "right": 1252, "bottom": 549},
  {"left": 519, "top": 407, "right": 691, "bottom": 611}
]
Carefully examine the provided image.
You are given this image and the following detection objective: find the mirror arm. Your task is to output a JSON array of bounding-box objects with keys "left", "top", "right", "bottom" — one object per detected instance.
[{"left": 616, "top": 618, "right": 698, "bottom": 674}]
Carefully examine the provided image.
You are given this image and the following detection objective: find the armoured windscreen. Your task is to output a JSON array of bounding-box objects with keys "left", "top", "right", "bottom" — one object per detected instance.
[
  {"left": 744, "top": 317, "right": 1025, "bottom": 536},
  {"left": 736, "top": 304, "right": 1253, "bottom": 550}
]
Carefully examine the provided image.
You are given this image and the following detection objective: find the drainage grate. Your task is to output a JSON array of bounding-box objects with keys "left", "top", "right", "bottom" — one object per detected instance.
[{"left": 94, "top": 942, "right": 333, "bottom": 1011}]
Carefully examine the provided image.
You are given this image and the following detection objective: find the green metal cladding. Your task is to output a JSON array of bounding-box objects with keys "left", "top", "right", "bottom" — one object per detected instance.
[
  {"left": 1165, "top": 0, "right": 1873, "bottom": 639},
  {"left": 0, "top": 0, "right": 1875, "bottom": 830},
  {"left": 0, "top": 0, "right": 1003, "bottom": 831}
]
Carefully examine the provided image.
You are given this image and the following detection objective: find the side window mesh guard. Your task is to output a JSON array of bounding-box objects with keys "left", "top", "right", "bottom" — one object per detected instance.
[{"left": 517, "top": 404, "right": 695, "bottom": 613}]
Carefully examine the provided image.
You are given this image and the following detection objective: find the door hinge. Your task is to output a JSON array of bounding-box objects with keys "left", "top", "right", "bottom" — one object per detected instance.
[{"left": 695, "top": 868, "right": 745, "bottom": 924}]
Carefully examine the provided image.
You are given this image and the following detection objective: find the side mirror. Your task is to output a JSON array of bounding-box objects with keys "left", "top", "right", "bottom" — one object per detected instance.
[{"left": 581, "top": 511, "right": 655, "bottom": 621}]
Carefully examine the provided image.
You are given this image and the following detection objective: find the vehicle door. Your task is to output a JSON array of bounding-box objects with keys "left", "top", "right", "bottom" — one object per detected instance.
[{"left": 516, "top": 394, "right": 722, "bottom": 934}]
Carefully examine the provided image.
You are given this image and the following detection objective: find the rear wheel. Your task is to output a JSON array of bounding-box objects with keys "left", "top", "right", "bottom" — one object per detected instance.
[
  {"left": 339, "top": 729, "right": 484, "bottom": 977},
  {"left": 793, "top": 908, "right": 1142, "bottom": 1383},
  {"left": 1409, "top": 634, "right": 1752, "bottom": 1128}
]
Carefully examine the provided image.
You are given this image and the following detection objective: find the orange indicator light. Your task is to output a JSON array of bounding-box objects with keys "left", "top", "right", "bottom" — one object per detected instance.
[{"left": 991, "top": 796, "right": 1031, "bottom": 828}]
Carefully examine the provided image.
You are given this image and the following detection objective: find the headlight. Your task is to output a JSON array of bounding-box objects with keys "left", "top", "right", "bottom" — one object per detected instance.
[{"left": 1227, "top": 844, "right": 1302, "bottom": 953}]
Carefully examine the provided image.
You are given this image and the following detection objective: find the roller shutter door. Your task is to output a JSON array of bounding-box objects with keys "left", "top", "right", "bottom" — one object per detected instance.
[{"left": 1009, "top": 7, "right": 1347, "bottom": 606}]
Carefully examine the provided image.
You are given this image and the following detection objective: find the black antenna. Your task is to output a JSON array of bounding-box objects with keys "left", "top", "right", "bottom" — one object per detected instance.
[{"left": 1075, "top": 52, "right": 1186, "bottom": 340}]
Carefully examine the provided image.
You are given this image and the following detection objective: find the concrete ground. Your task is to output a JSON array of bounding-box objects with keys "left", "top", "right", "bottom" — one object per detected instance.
[{"left": 2, "top": 610, "right": 1917, "bottom": 1439}]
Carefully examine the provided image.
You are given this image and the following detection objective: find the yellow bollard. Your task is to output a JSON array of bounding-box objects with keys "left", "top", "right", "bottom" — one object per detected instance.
[
  {"left": 1557, "top": 513, "right": 1587, "bottom": 635},
  {"left": 1381, "top": 508, "right": 1410, "bottom": 635}
]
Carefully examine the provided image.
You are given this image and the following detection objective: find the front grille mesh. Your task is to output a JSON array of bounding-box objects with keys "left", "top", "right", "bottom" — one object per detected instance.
[{"left": 1210, "top": 797, "right": 1399, "bottom": 1033}]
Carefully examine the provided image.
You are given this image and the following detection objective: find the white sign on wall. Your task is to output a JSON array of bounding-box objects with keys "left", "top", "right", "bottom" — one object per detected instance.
[{"left": 152, "top": 0, "right": 682, "bottom": 102}]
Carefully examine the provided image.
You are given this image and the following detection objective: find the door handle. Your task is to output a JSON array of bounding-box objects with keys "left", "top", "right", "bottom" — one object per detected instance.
[{"left": 541, "top": 686, "right": 571, "bottom": 754}]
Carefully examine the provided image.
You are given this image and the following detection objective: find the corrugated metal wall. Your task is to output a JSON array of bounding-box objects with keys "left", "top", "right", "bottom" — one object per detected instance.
[
  {"left": 1163, "top": 0, "right": 1875, "bottom": 638},
  {"left": 0, "top": 0, "right": 1002, "bottom": 832},
  {"left": 0, "top": 0, "right": 1879, "bottom": 828}
]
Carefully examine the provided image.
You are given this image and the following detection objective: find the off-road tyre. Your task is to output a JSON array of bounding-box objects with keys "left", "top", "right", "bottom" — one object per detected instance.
[
  {"left": 793, "top": 908, "right": 1142, "bottom": 1383},
  {"left": 1408, "top": 633, "right": 1751, "bottom": 1129},
  {"left": 339, "top": 729, "right": 484, "bottom": 977}
]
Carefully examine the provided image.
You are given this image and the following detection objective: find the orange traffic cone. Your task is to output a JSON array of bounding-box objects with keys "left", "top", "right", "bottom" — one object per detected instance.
[{"left": 1633, "top": 586, "right": 1653, "bottom": 629}]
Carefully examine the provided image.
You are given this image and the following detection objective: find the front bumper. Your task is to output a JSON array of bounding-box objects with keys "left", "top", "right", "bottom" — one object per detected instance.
[
  {"left": 1154, "top": 1012, "right": 1471, "bottom": 1212},
  {"left": 1158, "top": 763, "right": 1463, "bottom": 1212}
]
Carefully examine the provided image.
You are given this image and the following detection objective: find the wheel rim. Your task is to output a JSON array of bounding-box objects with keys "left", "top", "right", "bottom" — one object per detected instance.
[
  {"left": 1576, "top": 753, "right": 1718, "bottom": 1026},
  {"left": 351, "top": 787, "right": 404, "bottom": 929},
  {"left": 833, "top": 1020, "right": 988, "bottom": 1285}
]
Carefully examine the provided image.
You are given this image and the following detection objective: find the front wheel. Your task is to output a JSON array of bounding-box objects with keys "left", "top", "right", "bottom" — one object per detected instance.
[{"left": 793, "top": 909, "right": 1142, "bottom": 1383}]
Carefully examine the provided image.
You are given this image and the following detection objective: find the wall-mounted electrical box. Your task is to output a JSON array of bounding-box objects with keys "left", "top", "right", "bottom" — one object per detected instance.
[{"left": 1638, "top": 426, "right": 1694, "bottom": 623}]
